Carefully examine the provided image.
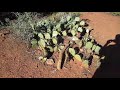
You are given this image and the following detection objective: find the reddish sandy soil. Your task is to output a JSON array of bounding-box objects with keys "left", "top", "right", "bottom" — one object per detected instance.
[
  {"left": 0, "top": 12, "right": 120, "bottom": 78},
  {"left": 81, "top": 12, "right": 120, "bottom": 46}
]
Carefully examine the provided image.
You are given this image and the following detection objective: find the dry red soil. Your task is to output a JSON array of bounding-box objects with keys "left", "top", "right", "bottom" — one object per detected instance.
[
  {"left": 81, "top": 12, "right": 120, "bottom": 46},
  {"left": 0, "top": 12, "right": 120, "bottom": 78}
]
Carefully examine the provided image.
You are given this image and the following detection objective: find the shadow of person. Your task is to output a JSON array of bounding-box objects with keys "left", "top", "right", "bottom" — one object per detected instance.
[{"left": 93, "top": 34, "right": 120, "bottom": 78}]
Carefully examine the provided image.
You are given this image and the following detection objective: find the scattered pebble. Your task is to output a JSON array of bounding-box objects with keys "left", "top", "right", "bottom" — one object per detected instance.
[
  {"left": 80, "top": 48, "right": 84, "bottom": 52},
  {"left": 46, "top": 59, "right": 54, "bottom": 65},
  {"left": 38, "top": 56, "right": 43, "bottom": 60},
  {"left": 51, "top": 69, "right": 57, "bottom": 74}
]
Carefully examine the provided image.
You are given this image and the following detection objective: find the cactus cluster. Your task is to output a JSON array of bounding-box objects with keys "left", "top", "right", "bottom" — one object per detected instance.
[{"left": 30, "top": 14, "right": 103, "bottom": 69}]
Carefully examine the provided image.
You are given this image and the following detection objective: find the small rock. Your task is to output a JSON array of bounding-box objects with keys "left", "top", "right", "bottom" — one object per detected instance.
[
  {"left": 51, "top": 69, "right": 57, "bottom": 74},
  {"left": 0, "top": 33, "right": 4, "bottom": 37},
  {"left": 46, "top": 59, "right": 54, "bottom": 65},
  {"left": 0, "top": 29, "right": 10, "bottom": 35},
  {"left": 87, "top": 49, "right": 92, "bottom": 54},
  {"left": 80, "top": 48, "right": 84, "bottom": 52},
  {"left": 38, "top": 56, "right": 43, "bottom": 60}
]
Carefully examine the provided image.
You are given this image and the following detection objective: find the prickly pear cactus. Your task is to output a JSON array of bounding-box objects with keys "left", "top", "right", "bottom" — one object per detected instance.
[{"left": 30, "top": 13, "right": 103, "bottom": 70}]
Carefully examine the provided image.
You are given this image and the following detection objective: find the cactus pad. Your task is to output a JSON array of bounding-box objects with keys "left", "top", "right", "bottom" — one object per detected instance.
[
  {"left": 82, "top": 60, "right": 89, "bottom": 68},
  {"left": 68, "top": 48, "right": 76, "bottom": 56},
  {"left": 78, "top": 27, "right": 83, "bottom": 32},
  {"left": 52, "top": 31, "right": 59, "bottom": 37},
  {"left": 44, "top": 33, "right": 51, "bottom": 39},
  {"left": 62, "top": 31, "right": 67, "bottom": 36},
  {"left": 38, "top": 39, "right": 46, "bottom": 48},
  {"left": 85, "top": 42, "right": 93, "bottom": 49},
  {"left": 74, "top": 54, "right": 82, "bottom": 62},
  {"left": 95, "top": 46, "right": 101, "bottom": 54},
  {"left": 38, "top": 33, "right": 44, "bottom": 39},
  {"left": 80, "top": 20, "right": 85, "bottom": 26},
  {"left": 52, "top": 38, "right": 57, "bottom": 45},
  {"left": 75, "top": 17, "right": 80, "bottom": 21}
]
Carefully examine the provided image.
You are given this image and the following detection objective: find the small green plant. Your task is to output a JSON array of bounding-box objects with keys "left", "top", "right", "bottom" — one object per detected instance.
[
  {"left": 110, "top": 12, "right": 120, "bottom": 16},
  {"left": 7, "top": 12, "right": 41, "bottom": 43}
]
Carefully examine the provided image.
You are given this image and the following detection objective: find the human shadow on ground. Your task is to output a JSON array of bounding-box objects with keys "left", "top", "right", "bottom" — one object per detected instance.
[{"left": 93, "top": 34, "right": 120, "bottom": 78}]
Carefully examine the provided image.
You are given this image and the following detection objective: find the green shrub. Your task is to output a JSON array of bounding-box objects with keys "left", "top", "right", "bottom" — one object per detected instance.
[{"left": 110, "top": 12, "right": 120, "bottom": 16}]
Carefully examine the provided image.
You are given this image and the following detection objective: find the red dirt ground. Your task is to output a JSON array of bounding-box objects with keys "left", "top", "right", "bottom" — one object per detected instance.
[
  {"left": 0, "top": 12, "right": 120, "bottom": 78},
  {"left": 81, "top": 12, "right": 120, "bottom": 46}
]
